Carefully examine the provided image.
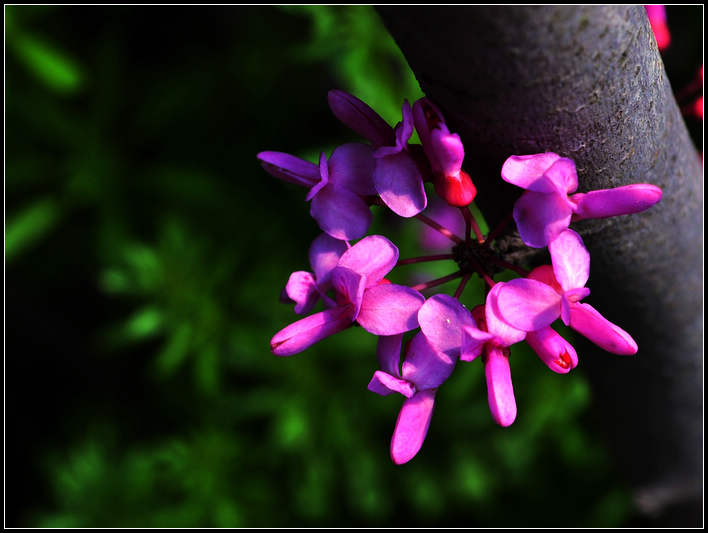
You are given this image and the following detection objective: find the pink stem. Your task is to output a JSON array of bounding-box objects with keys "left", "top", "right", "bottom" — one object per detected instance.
[
  {"left": 488, "top": 257, "right": 529, "bottom": 276},
  {"left": 411, "top": 271, "right": 463, "bottom": 292},
  {"left": 414, "top": 214, "right": 464, "bottom": 244},
  {"left": 397, "top": 254, "right": 454, "bottom": 266},
  {"left": 462, "top": 207, "right": 484, "bottom": 243},
  {"left": 483, "top": 213, "right": 513, "bottom": 247},
  {"left": 454, "top": 274, "right": 471, "bottom": 299}
]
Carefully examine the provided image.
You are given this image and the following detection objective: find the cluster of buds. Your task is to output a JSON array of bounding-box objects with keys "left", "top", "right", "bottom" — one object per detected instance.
[{"left": 258, "top": 91, "right": 662, "bottom": 465}]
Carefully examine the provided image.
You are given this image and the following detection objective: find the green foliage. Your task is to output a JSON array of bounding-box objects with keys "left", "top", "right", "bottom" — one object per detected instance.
[{"left": 7, "top": 6, "right": 636, "bottom": 528}]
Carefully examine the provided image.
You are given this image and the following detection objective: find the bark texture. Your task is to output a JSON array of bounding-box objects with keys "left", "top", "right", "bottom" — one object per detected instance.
[{"left": 378, "top": 5, "right": 702, "bottom": 525}]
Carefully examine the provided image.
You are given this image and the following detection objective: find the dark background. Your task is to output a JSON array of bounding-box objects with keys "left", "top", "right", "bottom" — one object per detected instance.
[{"left": 5, "top": 6, "right": 703, "bottom": 527}]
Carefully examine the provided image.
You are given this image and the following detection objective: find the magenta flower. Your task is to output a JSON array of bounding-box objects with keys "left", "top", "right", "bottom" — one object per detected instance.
[
  {"left": 473, "top": 285, "right": 527, "bottom": 427},
  {"left": 645, "top": 5, "right": 670, "bottom": 51},
  {"left": 271, "top": 235, "right": 425, "bottom": 356},
  {"left": 525, "top": 325, "right": 579, "bottom": 374},
  {"left": 368, "top": 331, "right": 455, "bottom": 464},
  {"left": 283, "top": 233, "right": 348, "bottom": 314},
  {"left": 417, "top": 291, "right": 524, "bottom": 427},
  {"left": 501, "top": 152, "right": 663, "bottom": 248},
  {"left": 494, "top": 229, "right": 638, "bottom": 355},
  {"left": 258, "top": 144, "right": 377, "bottom": 240},
  {"left": 412, "top": 98, "right": 477, "bottom": 207}
]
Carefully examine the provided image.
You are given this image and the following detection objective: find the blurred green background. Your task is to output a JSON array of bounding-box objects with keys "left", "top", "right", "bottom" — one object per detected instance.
[{"left": 5, "top": 6, "right": 703, "bottom": 527}]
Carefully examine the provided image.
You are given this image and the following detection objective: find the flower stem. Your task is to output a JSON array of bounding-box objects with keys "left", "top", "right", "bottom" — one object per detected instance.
[
  {"left": 411, "top": 271, "right": 463, "bottom": 292},
  {"left": 488, "top": 257, "right": 529, "bottom": 276},
  {"left": 461, "top": 207, "right": 484, "bottom": 243},
  {"left": 397, "top": 254, "right": 454, "bottom": 266},
  {"left": 483, "top": 213, "right": 513, "bottom": 247},
  {"left": 454, "top": 274, "right": 471, "bottom": 299},
  {"left": 414, "top": 213, "right": 464, "bottom": 244}
]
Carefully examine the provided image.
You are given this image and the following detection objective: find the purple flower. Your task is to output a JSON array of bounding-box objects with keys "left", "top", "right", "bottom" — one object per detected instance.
[
  {"left": 283, "top": 233, "right": 348, "bottom": 314},
  {"left": 412, "top": 98, "right": 477, "bottom": 207},
  {"left": 368, "top": 332, "right": 455, "bottom": 464},
  {"left": 328, "top": 91, "right": 427, "bottom": 218},
  {"left": 372, "top": 100, "right": 428, "bottom": 217},
  {"left": 417, "top": 294, "right": 493, "bottom": 360},
  {"left": 501, "top": 152, "right": 663, "bottom": 248},
  {"left": 328, "top": 89, "right": 396, "bottom": 149},
  {"left": 258, "top": 144, "right": 377, "bottom": 240},
  {"left": 271, "top": 235, "right": 425, "bottom": 356},
  {"left": 417, "top": 292, "right": 524, "bottom": 427},
  {"left": 493, "top": 229, "right": 638, "bottom": 355}
]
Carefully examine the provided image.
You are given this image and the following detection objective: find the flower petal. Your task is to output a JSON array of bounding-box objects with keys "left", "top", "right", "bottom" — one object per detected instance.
[
  {"left": 513, "top": 190, "right": 573, "bottom": 248},
  {"left": 401, "top": 331, "right": 456, "bottom": 391},
  {"left": 390, "top": 389, "right": 436, "bottom": 465},
  {"left": 270, "top": 306, "right": 353, "bottom": 356},
  {"left": 377, "top": 334, "right": 403, "bottom": 377},
  {"left": 417, "top": 294, "right": 465, "bottom": 357},
  {"left": 484, "top": 346, "right": 517, "bottom": 427},
  {"left": 327, "top": 89, "right": 395, "bottom": 148},
  {"left": 549, "top": 229, "right": 590, "bottom": 292},
  {"left": 310, "top": 184, "right": 372, "bottom": 241},
  {"left": 357, "top": 284, "right": 425, "bottom": 335},
  {"left": 569, "top": 302, "right": 638, "bottom": 355},
  {"left": 544, "top": 156, "right": 578, "bottom": 194},
  {"left": 501, "top": 153, "right": 561, "bottom": 193},
  {"left": 527, "top": 265, "right": 562, "bottom": 293},
  {"left": 330, "top": 266, "right": 366, "bottom": 320},
  {"left": 306, "top": 152, "right": 330, "bottom": 201},
  {"left": 461, "top": 323, "right": 493, "bottom": 361},
  {"left": 412, "top": 98, "right": 448, "bottom": 174},
  {"left": 328, "top": 143, "right": 377, "bottom": 196},
  {"left": 368, "top": 370, "right": 416, "bottom": 398},
  {"left": 525, "top": 326, "right": 578, "bottom": 374},
  {"left": 431, "top": 129, "right": 464, "bottom": 177},
  {"left": 309, "top": 233, "right": 348, "bottom": 287},
  {"left": 257, "top": 151, "right": 319, "bottom": 188},
  {"left": 337, "top": 234, "right": 398, "bottom": 285},
  {"left": 373, "top": 152, "right": 427, "bottom": 218},
  {"left": 285, "top": 271, "right": 319, "bottom": 315},
  {"left": 570, "top": 184, "right": 663, "bottom": 220},
  {"left": 396, "top": 100, "right": 415, "bottom": 149},
  {"left": 494, "top": 278, "right": 561, "bottom": 333}
]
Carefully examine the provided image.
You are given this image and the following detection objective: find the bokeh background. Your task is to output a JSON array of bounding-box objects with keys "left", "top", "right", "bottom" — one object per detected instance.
[{"left": 5, "top": 6, "right": 703, "bottom": 527}]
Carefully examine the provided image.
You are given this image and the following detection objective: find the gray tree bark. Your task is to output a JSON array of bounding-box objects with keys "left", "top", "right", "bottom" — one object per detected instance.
[{"left": 377, "top": 5, "right": 702, "bottom": 525}]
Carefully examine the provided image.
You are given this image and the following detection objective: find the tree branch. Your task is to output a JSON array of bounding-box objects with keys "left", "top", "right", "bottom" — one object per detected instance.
[{"left": 378, "top": 6, "right": 702, "bottom": 524}]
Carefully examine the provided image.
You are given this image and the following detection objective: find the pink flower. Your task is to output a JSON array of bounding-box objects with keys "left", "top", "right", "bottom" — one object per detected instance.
[
  {"left": 368, "top": 332, "right": 456, "bottom": 464},
  {"left": 502, "top": 152, "right": 663, "bottom": 248},
  {"left": 412, "top": 98, "right": 477, "bottom": 207},
  {"left": 282, "top": 233, "right": 348, "bottom": 314},
  {"left": 271, "top": 235, "right": 425, "bottom": 356},
  {"left": 258, "top": 144, "right": 377, "bottom": 240},
  {"left": 493, "top": 229, "right": 638, "bottom": 355},
  {"left": 645, "top": 5, "right": 670, "bottom": 51}
]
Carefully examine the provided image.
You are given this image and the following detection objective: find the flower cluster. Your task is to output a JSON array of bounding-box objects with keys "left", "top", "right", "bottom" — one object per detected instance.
[{"left": 258, "top": 91, "right": 662, "bottom": 465}]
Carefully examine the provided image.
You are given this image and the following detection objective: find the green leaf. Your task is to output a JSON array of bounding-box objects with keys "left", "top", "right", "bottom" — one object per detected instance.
[
  {"left": 5, "top": 198, "right": 60, "bottom": 262},
  {"left": 12, "top": 33, "right": 83, "bottom": 93}
]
